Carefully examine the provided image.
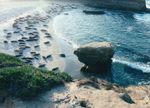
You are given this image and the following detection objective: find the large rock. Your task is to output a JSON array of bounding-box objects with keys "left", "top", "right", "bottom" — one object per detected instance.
[{"left": 74, "top": 42, "right": 115, "bottom": 71}]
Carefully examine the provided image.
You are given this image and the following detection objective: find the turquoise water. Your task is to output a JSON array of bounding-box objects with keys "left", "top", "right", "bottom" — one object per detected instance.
[{"left": 53, "top": 1, "right": 150, "bottom": 86}]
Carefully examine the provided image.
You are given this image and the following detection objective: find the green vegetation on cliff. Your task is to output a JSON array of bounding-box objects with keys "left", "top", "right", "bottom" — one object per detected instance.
[
  {"left": 0, "top": 53, "right": 73, "bottom": 100},
  {"left": 0, "top": 53, "right": 26, "bottom": 68}
]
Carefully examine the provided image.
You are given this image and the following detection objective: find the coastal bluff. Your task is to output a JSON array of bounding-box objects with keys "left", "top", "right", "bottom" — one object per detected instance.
[{"left": 79, "top": 0, "right": 146, "bottom": 12}]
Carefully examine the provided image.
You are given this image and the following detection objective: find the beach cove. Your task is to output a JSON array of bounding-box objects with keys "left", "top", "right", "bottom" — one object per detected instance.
[{"left": 0, "top": 0, "right": 150, "bottom": 108}]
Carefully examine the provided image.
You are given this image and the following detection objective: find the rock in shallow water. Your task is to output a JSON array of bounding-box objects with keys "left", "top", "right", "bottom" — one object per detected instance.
[{"left": 74, "top": 42, "right": 115, "bottom": 72}]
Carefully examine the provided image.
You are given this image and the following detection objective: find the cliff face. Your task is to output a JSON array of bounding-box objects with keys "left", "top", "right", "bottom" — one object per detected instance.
[{"left": 81, "top": 0, "right": 146, "bottom": 12}]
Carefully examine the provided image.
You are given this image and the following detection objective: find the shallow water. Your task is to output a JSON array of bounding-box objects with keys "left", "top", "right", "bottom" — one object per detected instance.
[{"left": 53, "top": 0, "right": 150, "bottom": 86}]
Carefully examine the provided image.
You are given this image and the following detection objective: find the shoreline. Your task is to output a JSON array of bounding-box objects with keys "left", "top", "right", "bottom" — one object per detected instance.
[{"left": 49, "top": 2, "right": 86, "bottom": 78}]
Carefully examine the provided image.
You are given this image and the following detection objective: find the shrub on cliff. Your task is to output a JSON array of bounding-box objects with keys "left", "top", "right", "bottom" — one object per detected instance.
[
  {"left": 0, "top": 53, "right": 73, "bottom": 100},
  {"left": 0, "top": 53, "right": 26, "bottom": 67}
]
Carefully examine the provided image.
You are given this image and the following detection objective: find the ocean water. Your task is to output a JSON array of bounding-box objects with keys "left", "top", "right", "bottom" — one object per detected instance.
[{"left": 53, "top": 0, "right": 150, "bottom": 86}]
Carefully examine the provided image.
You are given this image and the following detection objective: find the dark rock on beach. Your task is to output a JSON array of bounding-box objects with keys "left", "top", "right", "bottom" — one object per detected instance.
[
  {"left": 34, "top": 35, "right": 39, "bottom": 38},
  {"left": 15, "top": 54, "right": 22, "bottom": 57},
  {"left": 4, "top": 40, "right": 8, "bottom": 43},
  {"left": 26, "top": 36, "right": 38, "bottom": 41},
  {"left": 33, "top": 31, "right": 39, "bottom": 34},
  {"left": 22, "top": 57, "right": 34, "bottom": 59},
  {"left": 43, "top": 24, "right": 48, "bottom": 27},
  {"left": 22, "top": 37, "right": 28, "bottom": 39},
  {"left": 41, "top": 29, "right": 47, "bottom": 32},
  {"left": 34, "top": 56, "right": 38, "bottom": 59},
  {"left": 42, "top": 56, "right": 46, "bottom": 59},
  {"left": 18, "top": 39, "right": 25, "bottom": 42},
  {"left": 45, "top": 33, "right": 51, "bottom": 35},
  {"left": 46, "top": 54, "right": 51, "bottom": 58},
  {"left": 52, "top": 67, "right": 59, "bottom": 71},
  {"left": 74, "top": 42, "right": 115, "bottom": 72},
  {"left": 11, "top": 40, "right": 18, "bottom": 43},
  {"left": 14, "top": 49, "right": 21, "bottom": 52},
  {"left": 30, "top": 51, "right": 36, "bottom": 54},
  {"left": 33, "top": 53, "right": 40, "bottom": 56},
  {"left": 33, "top": 28, "right": 37, "bottom": 30},
  {"left": 28, "top": 33, "right": 34, "bottom": 35},
  {"left": 44, "top": 41, "right": 50, "bottom": 44},
  {"left": 38, "top": 64, "right": 45, "bottom": 67},
  {"left": 26, "top": 59, "right": 32, "bottom": 62},
  {"left": 7, "top": 32, "right": 12, "bottom": 35},
  {"left": 25, "top": 27, "right": 32, "bottom": 30},
  {"left": 59, "top": 54, "right": 66, "bottom": 57},
  {"left": 25, "top": 46, "right": 31, "bottom": 48},
  {"left": 13, "top": 31, "right": 20, "bottom": 33},
  {"left": 34, "top": 45, "right": 39, "bottom": 47}
]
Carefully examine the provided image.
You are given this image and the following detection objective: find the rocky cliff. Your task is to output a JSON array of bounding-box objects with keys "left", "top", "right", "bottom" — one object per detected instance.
[{"left": 80, "top": 0, "right": 146, "bottom": 12}]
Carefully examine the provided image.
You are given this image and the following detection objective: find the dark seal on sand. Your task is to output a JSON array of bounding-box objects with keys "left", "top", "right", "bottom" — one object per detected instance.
[{"left": 74, "top": 42, "right": 115, "bottom": 72}]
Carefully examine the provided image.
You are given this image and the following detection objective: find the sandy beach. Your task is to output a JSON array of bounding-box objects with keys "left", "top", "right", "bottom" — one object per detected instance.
[{"left": 0, "top": 1, "right": 82, "bottom": 72}]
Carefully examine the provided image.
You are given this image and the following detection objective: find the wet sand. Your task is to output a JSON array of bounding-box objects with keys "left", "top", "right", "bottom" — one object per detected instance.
[{"left": 0, "top": 1, "right": 82, "bottom": 73}]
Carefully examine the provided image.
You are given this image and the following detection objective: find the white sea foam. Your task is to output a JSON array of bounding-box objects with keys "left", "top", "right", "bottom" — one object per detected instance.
[
  {"left": 138, "top": 81, "right": 150, "bottom": 85},
  {"left": 133, "top": 0, "right": 150, "bottom": 22},
  {"left": 112, "top": 58, "right": 150, "bottom": 73},
  {"left": 146, "top": 0, "right": 150, "bottom": 8},
  {"left": 134, "top": 13, "right": 150, "bottom": 22},
  {"left": 53, "top": 28, "right": 80, "bottom": 49},
  {"left": 53, "top": 14, "right": 80, "bottom": 49}
]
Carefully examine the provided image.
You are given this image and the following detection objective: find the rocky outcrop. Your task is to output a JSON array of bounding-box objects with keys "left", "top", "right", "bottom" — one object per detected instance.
[
  {"left": 74, "top": 42, "right": 115, "bottom": 72},
  {"left": 80, "top": 0, "right": 146, "bottom": 12}
]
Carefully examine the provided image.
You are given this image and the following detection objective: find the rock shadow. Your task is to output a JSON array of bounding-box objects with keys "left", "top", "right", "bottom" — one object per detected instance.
[
  {"left": 4, "top": 43, "right": 9, "bottom": 50},
  {"left": 34, "top": 46, "right": 40, "bottom": 52},
  {"left": 44, "top": 43, "right": 51, "bottom": 47},
  {"left": 47, "top": 56, "right": 53, "bottom": 61},
  {"left": 11, "top": 42, "right": 18, "bottom": 49},
  {"left": 81, "top": 67, "right": 114, "bottom": 83}
]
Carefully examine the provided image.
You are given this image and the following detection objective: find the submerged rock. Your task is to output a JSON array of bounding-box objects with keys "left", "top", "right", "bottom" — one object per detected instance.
[
  {"left": 83, "top": 10, "right": 105, "bottom": 15},
  {"left": 74, "top": 42, "right": 115, "bottom": 72}
]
